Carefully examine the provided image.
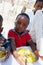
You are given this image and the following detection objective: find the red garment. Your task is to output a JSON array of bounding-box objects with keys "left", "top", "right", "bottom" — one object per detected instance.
[{"left": 8, "top": 29, "right": 31, "bottom": 48}]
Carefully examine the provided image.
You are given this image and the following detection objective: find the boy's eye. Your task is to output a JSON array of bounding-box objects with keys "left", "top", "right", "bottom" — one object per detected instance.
[
  {"left": 37, "top": 5, "right": 42, "bottom": 8},
  {"left": 17, "top": 21, "right": 21, "bottom": 24},
  {"left": 16, "top": 21, "right": 26, "bottom": 28}
]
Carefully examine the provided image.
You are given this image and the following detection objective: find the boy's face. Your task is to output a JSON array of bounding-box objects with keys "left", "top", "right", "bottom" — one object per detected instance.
[
  {"left": 34, "top": 2, "right": 43, "bottom": 11},
  {"left": 0, "top": 21, "right": 3, "bottom": 33},
  {"left": 15, "top": 16, "right": 29, "bottom": 33}
]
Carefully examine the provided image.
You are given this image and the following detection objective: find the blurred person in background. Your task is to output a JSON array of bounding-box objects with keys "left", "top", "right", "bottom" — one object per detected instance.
[
  {"left": 25, "top": 0, "right": 43, "bottom": 31},
  {"left": 30, "top": 10, "right": 43, "bottom": 62}
]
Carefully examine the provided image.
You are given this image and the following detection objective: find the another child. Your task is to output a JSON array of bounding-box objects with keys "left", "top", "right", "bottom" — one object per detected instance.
[
  {"left": 26, "top": 0, "right": 43, "bottom": 31},
  {"left": 0, "top": 15, "right": 11, "bottom": 62}
]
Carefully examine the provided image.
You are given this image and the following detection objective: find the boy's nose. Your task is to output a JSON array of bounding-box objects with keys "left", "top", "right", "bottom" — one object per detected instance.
[{"left": 20, "top": 24, "right": 23, "bottom": 28}]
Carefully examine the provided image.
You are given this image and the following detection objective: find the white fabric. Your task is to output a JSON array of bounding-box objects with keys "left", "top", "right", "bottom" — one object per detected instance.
[
  {"left": 25, "top": 9, "right": 35, "bottom": 31},
  {"left": 0, "top": 54, "right": 20, "bottom": 65},
  {"left": 0, "top": 46, "right": 43, "bottom": 65},
  {"left": 30, "top": 10, "right": 43, "bottom": 56}
]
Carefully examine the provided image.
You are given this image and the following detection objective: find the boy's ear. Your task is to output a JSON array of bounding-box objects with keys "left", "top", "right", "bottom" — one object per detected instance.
[
  {"left": 15, "top": 21, "right": 17, "bottom": 26},
  {"left": 0, "top": 27, "right": 3, "bottom": 33},
  {"left": 14, "top": 19, "right": 17, "bottom": 25},
  {"left": 34, "top": 4, "right": 35, "bottom": 8},
  {"left": 14, "top": 22, "right": 16, "bottom": 26}
]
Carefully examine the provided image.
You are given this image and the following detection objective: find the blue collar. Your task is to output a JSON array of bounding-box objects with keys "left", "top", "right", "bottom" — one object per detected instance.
[
  {"left": 0, "top": 34, "right": 2, "bottom": 37},
  {"left": 42, "top": 11, "right": 43, "bottom": 13},
  {"left": 12, "top": 29, "right": 28, "bottom": 36}
]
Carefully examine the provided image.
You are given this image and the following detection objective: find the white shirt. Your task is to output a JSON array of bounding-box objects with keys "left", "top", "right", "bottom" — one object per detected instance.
[
  {"left": 25, "top": 9, "right": 35, "bottom": 31},
  {"left": 30, "top": 10, "right": 43, "bottom": 56}
]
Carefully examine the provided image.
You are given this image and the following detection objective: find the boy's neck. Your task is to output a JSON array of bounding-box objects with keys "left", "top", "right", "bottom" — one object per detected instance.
[
  {"left": 15, "top": 29, "right": 24, "bottom": 35},
  {"left": 33, "top": 9, "right": 36, "bottom": 15}
]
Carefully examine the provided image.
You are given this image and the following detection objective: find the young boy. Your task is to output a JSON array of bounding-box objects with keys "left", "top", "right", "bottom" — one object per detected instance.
[
  {"left": 0, "top": 15, "right": 11, "bottom": 62},
  {"left": 8, "top": 13, "right": 38, "bottom": 60},
  {"left": 8, "top": 13, "right": 39, "bottom": 65},
  {"left": 8, "top": 13, "right": 37, "bottom": 51}
]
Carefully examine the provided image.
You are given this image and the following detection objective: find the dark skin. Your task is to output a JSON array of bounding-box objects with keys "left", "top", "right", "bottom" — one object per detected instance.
[
  {"left": 0, "top": 21, "right": 10, "bottom": 62},
  {"left": 0, "top": 21, "right": 3, "bottom": 33},
  {"left": 15, "top": 15, "right": 37, "bottom": 52},
  {"left": 0, "top": 21, "right": 4, "bottom": 47},
  {"left": 34, "top": 1, "right": 43, "bottom": 14},
  {"left": 15, "top": 16, "right": 29, "bottom": 33}
]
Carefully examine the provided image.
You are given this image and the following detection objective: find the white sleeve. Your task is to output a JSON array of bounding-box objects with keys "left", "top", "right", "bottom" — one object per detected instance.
[
  {"left": 30, "top": 10, "right": 43, "bottom": 56},
  {"left": 29, "top": 11, "right": 39, "bottom": 43},
  {"left": 35, "top": 10, "right": 43, "bottom": 56}
]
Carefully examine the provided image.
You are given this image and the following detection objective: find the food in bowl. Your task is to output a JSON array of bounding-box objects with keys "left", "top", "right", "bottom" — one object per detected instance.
[
  {"left": 0, "top": 51, "right": 6, "bottom": 58},
  {"left": 17, "top": 48, "right": 36, "bottom": 63},
  {"left": 0, "top": 47, "right": 6, "bottom": 59}
]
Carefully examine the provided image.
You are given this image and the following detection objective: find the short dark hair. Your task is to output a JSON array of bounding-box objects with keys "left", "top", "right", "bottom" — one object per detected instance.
[
  {"left": 16, "top": 13, "right": 30, "bottom": 24},
  {"left": 0, "top": 15, "right": 3, "bottom": 22},
  {"left": 35, "top": 0, "right": 43, "bottom": 5}
]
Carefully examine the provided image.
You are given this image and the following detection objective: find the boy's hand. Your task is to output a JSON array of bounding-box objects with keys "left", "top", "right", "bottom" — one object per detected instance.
[
  {"left": 15, "top": 54, "right": 25, "bottom": 65},
  {"left": 34, "top": 50, "right": 39, "bottom": 61},
  {"left": 17, "top": 56, "right": 25, "bottom": 65},
  {"left": 2, "top": 47, "right": 10, "bottom": 62},
  {"left": 34, "top": 50, "right": 43, "bottom": 60},
  {"left": 13, "top": 51, "right": 25, "bottom": 65}
]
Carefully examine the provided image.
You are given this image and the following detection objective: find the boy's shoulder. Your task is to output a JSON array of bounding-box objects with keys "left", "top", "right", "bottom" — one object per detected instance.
[
  {"left": 35, "top": 10, "right": 42, "bottom": 16},
  {"left": 8, "top": 29, "right": 17, "bottom": 37},
  {"left": 8, "top": 29, "right": 15, "bottom": 34},
  {"left": 8, "top": 29, "right": 13, "bottom": 32},
  {"left": 24, "top": 30, "right": 31, "bottom": 36}
]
